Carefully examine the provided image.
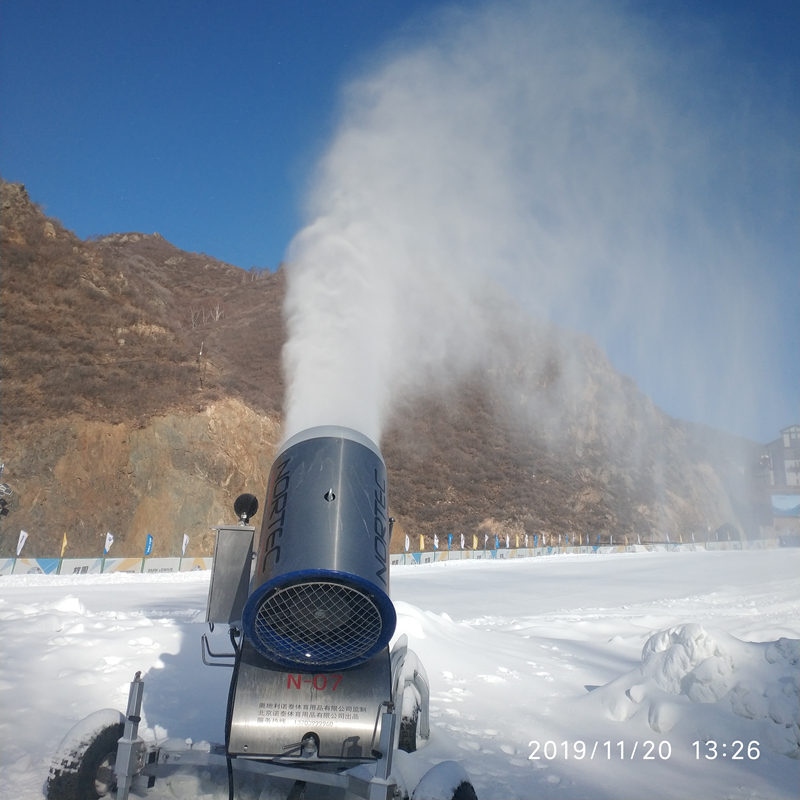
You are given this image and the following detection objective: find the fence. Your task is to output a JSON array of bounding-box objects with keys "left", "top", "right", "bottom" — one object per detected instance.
[
  {"left": 389, "top": 538, "right": 785, "bottom": 565},
  {"left": 0, "top": 556, "right": 213, "bottom": 576},
  {"left": 0, "top": 539, "right": 787, "bottom": 577}
]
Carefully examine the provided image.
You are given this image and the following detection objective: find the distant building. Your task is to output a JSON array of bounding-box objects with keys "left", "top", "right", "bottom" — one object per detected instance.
[
  {"left": 763, "top": 424, "right": 800, "bottom": 487},
  {"left": 761, "top": 424, "right": 800, "bottom": 537}
]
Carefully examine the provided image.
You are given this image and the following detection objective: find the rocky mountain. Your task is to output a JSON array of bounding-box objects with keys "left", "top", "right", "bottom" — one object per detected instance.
[{"left": 0, "top": 179, "right": 768, "bottom": 558}]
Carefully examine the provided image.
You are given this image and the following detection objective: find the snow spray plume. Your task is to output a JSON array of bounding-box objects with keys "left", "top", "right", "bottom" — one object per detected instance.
[{"left": 282, "top": 0, "right": 791, "bottom": 446}]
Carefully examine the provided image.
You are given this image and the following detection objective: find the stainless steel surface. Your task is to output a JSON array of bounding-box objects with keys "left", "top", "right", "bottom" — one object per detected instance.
[
  {"left": 115, "top": 672, "right": 146, "bottom": 800},
  {"left": 390, "top": 636, "right": 430, "bottom": 744},
  {"left": 206, "top": 526, "right": 254, "bottom": 625},
  {"left": 227, "top": 639, "right": 392, "bottom": 760}
]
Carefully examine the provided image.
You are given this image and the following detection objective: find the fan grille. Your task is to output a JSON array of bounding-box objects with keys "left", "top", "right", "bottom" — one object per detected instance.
[{"left": 250, "top": 580, "right": 383, "bottom": 668}]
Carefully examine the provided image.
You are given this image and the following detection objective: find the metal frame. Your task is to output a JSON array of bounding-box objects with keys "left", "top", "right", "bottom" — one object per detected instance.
[
  {"left": 113, "top": 636, "right": 428, "bottom": 800},
  {"left": 110, "top": 523, "right": 431, "bottom": 800}
]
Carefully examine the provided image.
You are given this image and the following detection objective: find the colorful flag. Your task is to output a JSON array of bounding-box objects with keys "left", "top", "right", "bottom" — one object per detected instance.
[
  {"left": 104, "top": 532, "right": 114, "bottom": 554},
  {"left": 60, "top": 532, "right": 68, "bottom": 558},
  {"left": 144, "top": 534, "right": 154, "bottom": 556},
  {"left": 433, "top": 534, "right": 439, "bottom": 550}
]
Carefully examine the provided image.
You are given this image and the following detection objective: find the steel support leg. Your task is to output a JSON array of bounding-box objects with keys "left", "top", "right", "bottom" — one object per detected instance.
[{"left": 115, "top": 671, "right": 145, "bottom": 800}]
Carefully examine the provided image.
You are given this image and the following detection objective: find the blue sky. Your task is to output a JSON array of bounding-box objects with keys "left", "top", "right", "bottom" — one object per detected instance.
[
  {"left": 1, "top": 0, "right": 442, "bottom": 268},
  {"left": 1, "top": 0, "right": 798, "bottom": 443}
]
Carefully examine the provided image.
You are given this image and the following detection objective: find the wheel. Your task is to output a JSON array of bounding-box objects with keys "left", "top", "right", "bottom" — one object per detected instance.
[
  {"left": 46, "top": 710, "right": 125, "bottom": 800},
  {"left": 411, "top": 760, "right": 478, "bottom": 800},
  {"left": 398, "top": 707, "right": 419, "bottom": 753},
  {"left": 450, "top": 782, "right": 478, "bottom": 800}
]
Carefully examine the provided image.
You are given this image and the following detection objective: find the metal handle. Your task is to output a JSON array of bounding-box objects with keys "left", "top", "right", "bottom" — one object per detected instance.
[{"left": 201, "top": 632, "right": 237, "bottom": 667}]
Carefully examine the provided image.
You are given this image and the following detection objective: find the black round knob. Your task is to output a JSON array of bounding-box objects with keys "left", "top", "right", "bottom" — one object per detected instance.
[{"left": 234, "top": 493, "right": 259, "bottom": 523}]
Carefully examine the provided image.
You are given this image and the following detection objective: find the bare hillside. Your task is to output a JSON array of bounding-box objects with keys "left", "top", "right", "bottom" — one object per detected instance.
[{"left": 0, "top": 180, "right": 767, "bottom": 557}]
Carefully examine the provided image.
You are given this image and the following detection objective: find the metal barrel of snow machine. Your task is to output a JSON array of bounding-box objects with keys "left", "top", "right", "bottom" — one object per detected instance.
[{"left": 241, "top": 425, "right": 397, "bottom": 672}]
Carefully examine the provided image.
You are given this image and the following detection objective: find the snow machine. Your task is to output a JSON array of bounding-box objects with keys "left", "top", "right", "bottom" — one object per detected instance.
[{"left": 46, "top": 426, "right": 477, "bottom": 800}]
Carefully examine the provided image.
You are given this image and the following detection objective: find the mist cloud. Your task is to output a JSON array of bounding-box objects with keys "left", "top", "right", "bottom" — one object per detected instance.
[{"left": 282, "top": 0, "right": 791, "bottom": 444}]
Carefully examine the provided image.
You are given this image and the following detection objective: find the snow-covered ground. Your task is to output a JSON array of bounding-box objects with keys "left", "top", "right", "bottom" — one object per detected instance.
[{"left": 1, "top": 548, "right": 798, "bottom": 800}]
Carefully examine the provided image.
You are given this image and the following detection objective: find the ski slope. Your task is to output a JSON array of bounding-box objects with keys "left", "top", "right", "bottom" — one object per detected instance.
[{"left": 1, "top": 548, "right": 798, "bottom": 800}]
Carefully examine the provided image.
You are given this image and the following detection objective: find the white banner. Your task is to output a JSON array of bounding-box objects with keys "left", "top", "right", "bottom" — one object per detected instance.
[
  {"left": 182, "top": 533, "right": 190, "bottom": 555},
  {"left": 104, "top": 532, "right": 114, "bottom": 554},
  {"left": 16, "top": 529, "right": 28, "bottom": 556}
]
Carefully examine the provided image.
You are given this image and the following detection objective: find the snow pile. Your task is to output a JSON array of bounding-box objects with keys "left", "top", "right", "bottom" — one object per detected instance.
[{"left": 587, "top": 622, "right": 800, "bottom": 757}]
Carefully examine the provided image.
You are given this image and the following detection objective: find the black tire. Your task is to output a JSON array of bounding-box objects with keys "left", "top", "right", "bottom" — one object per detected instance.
[
  {"left": 47, "top": 721, "right": 124, "bottom": 800},
  {"left": 451, "top": 781, "right": 478, "bottom": 800},
  {"left": 412, "top": 761, "right": 478, "bottom": 800},
  {"left": 398, "top": 709, "right": 418, "bottom": 753}
]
